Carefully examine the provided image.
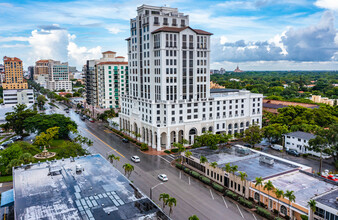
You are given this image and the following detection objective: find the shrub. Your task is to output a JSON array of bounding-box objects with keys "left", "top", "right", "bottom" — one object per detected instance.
[
  {"left": 175, "top": 163, "right": 183, "bottom": 169},
  {"left": 301, "top": 215, "right": 308, "bottom": 220},
  {"left": 285, "top": 216, "right": 290, "bottom": 220},
  {"left": 302, "top": 153, "right": 309, "bottom": 158},
  {"left": 238, "top": 197, "right": 253, "bottom": 208},
  {"left": 255, "top": 206, "right": 272, "bottom": 219},
  {"left": 275, "top": 218, "right": 283, "bottom": 220},
  {"left": 225, "top": 190, "right": 238, "bottom": 200},
  {"left": 183, "top": 167, "right": 191, "bottom": 174},
  {"left": 248, "top": 197, "right": 254, "bottom": 201},
  {"left": 136, "top": 142, "right": 142, "bottom": 147},
  {"left": 273, "top": 209, "right": 279, "bottom": 215},
  {"left": 191, "top": 171, "right": 200, "bottom": 179},
  {"left": 200, "top": 176, "right": 211, "bottom": 184},
  {"left": 170, "top": 148, "right": 179, "bottom": 153},
  {"left": 212, "top": 182, "right": 224, "bottom": 192},
  {"left": 164, "top": 150, "right": 171, "bottom": 154},
  {"left": 140, "top": 143, "right": 149, "bottom": 151}
]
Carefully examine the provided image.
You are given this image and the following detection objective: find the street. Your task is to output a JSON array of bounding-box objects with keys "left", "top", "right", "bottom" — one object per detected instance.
[{"left": 49, "top": 103, "right": 260, "bottom": 220}]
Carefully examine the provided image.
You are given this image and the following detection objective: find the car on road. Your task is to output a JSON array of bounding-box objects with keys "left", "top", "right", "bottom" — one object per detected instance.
[
  {"left": 131, "top": 156, "right": 140, "bottom": 163},
  {"left": 65, "top": 109, "right": 70, "bottom": 113},
  {"left": 11, "top": 136, "right": 22, "bottom": 141},
  {"left": 158, "top": 174, "right": 168, "bottom": 182},
  {"left": 89, "top": 118, "right": 95, "bottom": 123},
  {"left": 122, "top": 138, "right": 129, "bottom": 143},
  {"left": 1, "top": 140, "right": 14, "bottom": 147},
  {"left": 271, "top": 144, "right": 283, "bottom": 151},
  {"left": 286, "top": 149, "right": 300, "bottom": 157}
]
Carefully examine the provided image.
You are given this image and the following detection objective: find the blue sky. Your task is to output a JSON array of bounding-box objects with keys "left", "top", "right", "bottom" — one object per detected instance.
[{"left": 0, "top": 0, "right": 338, "bottom": 70}]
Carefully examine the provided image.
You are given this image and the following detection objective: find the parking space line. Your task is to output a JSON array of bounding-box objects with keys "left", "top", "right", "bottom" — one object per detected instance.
[
  {"left": 188, "top": 176, "right": 190, "bottom": 185},
  {"left": 167, "top": 154, "right": 175, "bottom": 159},
  {"left": 209, "top": 189, "right": 214, "bottom": 200},
  {"left": 222, "top": 196, "right": 228, "bottom": 208},
  {"left": 236, "top": 204, "right": 245, "bottom": 219},
  {"left": 179, "top": 171, "right": 181, "bottom": 179},
  {"left": 158, "top": 155, "right": 171, "bottom": 164},
  {"left": 252, "top": 213, "right": 257, "bottom": 220}
]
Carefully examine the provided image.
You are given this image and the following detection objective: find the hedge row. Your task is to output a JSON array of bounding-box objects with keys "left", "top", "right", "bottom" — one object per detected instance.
[
  {"left": 212, "top": 182, "right": 224, "bottom": 192},
  {"left": 225, "top": 190, "right": 238, "bottom": 200},
  {"left": 238, "top": 197, "right": 253, "bottom": 209},
  {"left": 255, "top": 206, "right": 272, "bottom": 220}
]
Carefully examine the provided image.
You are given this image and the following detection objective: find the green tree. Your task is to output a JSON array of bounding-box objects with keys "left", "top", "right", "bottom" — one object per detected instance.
[
  {"left": 230, "top": 165, "right": 238, "bottom": 174},
  {"left": 24, "top": 113, "right": 77, "bottom": 139},
  {"left": 199, "top": 155, "right": 208, "bottom": 164},
  {"left": 255, "top": 177, "right": 263, "bottom": 203},
  {"left": 34, "top": 127, "right": 60, "bottom": 148},
  {"left": 6, "top": 158, "right": 22, "bottom": 174},
  {"left": 285, "top": 190, "right": 296, "bottom": 219},
  {"left": 223, "top": 163, "right": 232, "bottom": 173},
  {"left": 122, "top": 163, "right": 134, "bottom": 178},
  {"left": 308, "top": 131, "right": 329, "bottom": 174},
  {"left": 210, "top": 162, "right": 218, "bottom": 169},
  {"left": 188, "top": 215, "right": 199, "bottom": 220},
  {"left": 73, "top": 135, "right": 93, "bottom": 147},
  {"left": 263, "top": 124, "right": 289, "bottom": 145},
  {"left": 238, "top": 171, "right": 248, "bottom": 196},
  {"left": 274, "top": 188, "right": 284, "bottom": 217},
  {"left": 159, "top": 193, "right": 169, "bottom": 209},
  {"left": 185, "top": 150, "right": 192, "bottom": 158},
  {"left": 308, "top": 200, "right": 316, "bottom": 220},
  {"left": 3, "top": 104, "right": 37, "bottom": 135},
  {"left": 243, "top": 126, "right": 263, "bottom": 147},
  {"left": 165, "top": 197, "right": 177, "bottom": 217},
  {"left": 37, "top": 95, "right": 47, "bottom": 110},
  {"left": 263, "top": 180, "right": 275, "bottom": 209},
  {"left": 19, "top": 153, "right": 34, "bottom": 164}
]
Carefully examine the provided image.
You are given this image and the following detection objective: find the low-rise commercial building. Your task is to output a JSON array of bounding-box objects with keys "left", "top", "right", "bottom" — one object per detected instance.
[
  {"left": 9, "top": 154, "right": 169, "bottom": 219},
  {"left": 313, "top": 189, "right": 338, "bottom": 220},
  {"left": 263, "top": 99, "right": 318, "bottom": 114},
  {"left": 3, "top": 89, "right": 34, "bottom": 105}
]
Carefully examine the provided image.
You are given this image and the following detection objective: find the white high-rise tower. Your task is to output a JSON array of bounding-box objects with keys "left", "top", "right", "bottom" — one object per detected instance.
[{"left": 120, "top": 5, "right": 263, "bottom": 151}]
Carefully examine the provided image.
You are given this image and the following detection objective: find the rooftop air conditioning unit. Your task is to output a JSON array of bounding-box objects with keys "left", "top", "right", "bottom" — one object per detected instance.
[{"left": 259, "top": 156, "right": 274, "bottom": 165}]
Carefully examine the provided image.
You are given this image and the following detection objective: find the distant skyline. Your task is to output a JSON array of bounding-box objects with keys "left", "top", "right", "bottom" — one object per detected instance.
[{"left": 0, "top": 0, "right": 338, "bottom": 70}]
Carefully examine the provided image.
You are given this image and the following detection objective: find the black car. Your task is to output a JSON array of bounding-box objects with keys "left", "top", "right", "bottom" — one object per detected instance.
[
  {"left": 286, "top": 149, "right": 300, "bottom": 157},
  {"left": 122, "top": 138, "right": 129, "bottom": 143}
]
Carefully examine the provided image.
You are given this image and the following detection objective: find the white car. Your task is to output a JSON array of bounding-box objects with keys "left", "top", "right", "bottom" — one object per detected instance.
[
  {"left": 158, "top": 174, "right": 168, "bottom": 182},
  {"left": 131, "top": 156, "right": 140, "bottom": 163},
  {"left": 271, "top": 144, "right": 283, "bottom": 151}
]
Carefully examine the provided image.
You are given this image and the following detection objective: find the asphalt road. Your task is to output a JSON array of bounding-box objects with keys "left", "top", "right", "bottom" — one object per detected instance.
[{"left": 48, "top": 103, "right": 260, "bottom": 220}]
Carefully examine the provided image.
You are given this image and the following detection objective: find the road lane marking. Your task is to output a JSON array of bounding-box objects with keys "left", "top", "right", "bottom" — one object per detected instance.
[
  {"left": 252, "top": 213, "right": 257, "bottom": 220},
  {"left": 188, "top": 176, "right": 190, "bottom": 185},
  {"left": 209, "top": 189, "right": 214, "bottom": 200},
  {"left": 236, "top": 204, "right": 245, "bottom": 219},
  {"left": 85, "top": 129, "right": 125, "bottom": 158},
  {"left": 158, "top": 155, "right": 171, "bottom": 164},
  {"left": 167, "top": 154, "right": 175, "bottom": 159},
  {"left": 179, "top": 171, "right": 181, "bottom": 179},
  {"left": 222, "top": 196, "right": 228, "bottom": 208}
]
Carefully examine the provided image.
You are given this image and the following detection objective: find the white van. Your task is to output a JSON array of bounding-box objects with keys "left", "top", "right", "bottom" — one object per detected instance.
[{"left": 271, "top": 144, "right": 283, "bottom": 151}]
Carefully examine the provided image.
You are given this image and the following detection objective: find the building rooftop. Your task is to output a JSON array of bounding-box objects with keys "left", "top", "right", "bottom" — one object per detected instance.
[
  {"left": 13, "top": 154, "right": 168, "bottom": 220},
  {"left": 102, "top": 51, "right": 116, "bottom": 54},
  {"left": 189, "top": 146, "right": 300, "bottom": 181},
  {"left": 210, "top": 88, "right": 240, "bottom": 93},
  {"left": 97, "top": 61, "right": 128, "bottom": 65},
  {"left": 315, "top": 189, "right": 338, "bottom": 210},
  {"left": 284, "top": 131, "right": 316, "bottom": 140},
  {"left": 270, "top": 171, "right": 337, "bottom": 208},
  {"left": 151, "top": 26, "right": 213, "bottom": 35}
]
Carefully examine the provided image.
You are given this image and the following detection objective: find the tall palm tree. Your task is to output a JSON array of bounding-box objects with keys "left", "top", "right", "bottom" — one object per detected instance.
[
  {"left": 159, "top": 193, "right": 169, "bottom": 209},
  {"left": 210, "top": 162, "right": 218, "bottom": 169},
  {"left": 114, "top": 156, "right": 120, "bottom": 167},
  {"left": 308, "top": 199, "right": 317, "bottom": 220},
  {"left": 199, "top": 155, "right": 208, "bottom": 164},
  {"left": 165, "top": 197, "right": 177, "bottom": 217},
  {"left": 223, "top": 163, "right": 232, "bottom": 173},
  {"left": 285, "top": 190, "right": 296, "bottom": 219},
  {"left": 255, "top": 177, "right": 263, "bottom": 203},
  {"left": 264, "top": 180, "right": 275, "bottom": 209},
  {"left": 238, "top": 171, "right": 248, "bottom": 197},
  {"left": 108, "top": 154, "right": 115, "bottom": 164},
  {"left": 188, "top": 215, "right": 199, "bottom": 220},
  {"left": 122, "top": 163, "right": 134, "bottom": 178},
  {"left": 230, "top": 165, "right": 238, "bottom": 174},
  {"left": 274, "top": 188, "right": 284, "bottom": 217}
]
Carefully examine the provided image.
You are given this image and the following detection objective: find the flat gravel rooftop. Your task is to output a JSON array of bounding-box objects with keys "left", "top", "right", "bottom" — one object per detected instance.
[{"left": 13, "top": 154, "right": 167, "bottom": 220}]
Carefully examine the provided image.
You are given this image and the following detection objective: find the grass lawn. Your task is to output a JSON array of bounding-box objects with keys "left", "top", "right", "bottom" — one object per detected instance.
[{"left": 0, "top": 175, "right": 13, "bottom": 183}]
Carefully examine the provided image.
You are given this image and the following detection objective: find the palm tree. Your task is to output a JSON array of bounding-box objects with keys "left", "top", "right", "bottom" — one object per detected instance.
[
  {"left": 285, "top": 190, "right": 296, "bottom": 219},
  {"left": 200, "top": 155, "right": 208, "bottom": 164},
  {"left": 114, "top": 156, "right": 120, "bottom": 167},
  {"left": 230, "top": 165, "right": 238, "bottom": 174},
  {"left": 122, "top": 163, "right": 134, "bottom": 178},
  {"left": 264, "top": 180, "right": 274, "bottom": 209},
  {"left": 185, "top": 150, "right": 192, "bottom": 159},
  {"left": 308, "top": 199, "right": 316, "bottom": 220},
  {"left": 274, "top": 188, "right": 284, "bottom": 217},
  {"left": 19, "top": 153, "right": 34, "bottom": 164},
  {"left": 223, "top": 163, "right": 232, "bottom": 173},
  {"left": 238, "top": 171, "right": 248, "bottom": 197},
  {"left": 108, "top": 154, "right": 115, "bottom": 164},
  {"left": 165, "top": 197, "right": 177, "bottom": 217},
  {"left": 210, "top": 162, "right": 218, "bottom": 169},
  {"left": 255, "top": 177, "right": 263, "bottom": 203},
  {"left": 188, "top": 215, "right": 199, "bottom": 220},
  {"left": 159, "top": 193, "right": 169, "bottom": 209}
]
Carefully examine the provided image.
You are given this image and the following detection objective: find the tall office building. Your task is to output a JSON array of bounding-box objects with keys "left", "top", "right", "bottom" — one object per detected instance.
[
  {"left": 120, "top": 5, "right": 263, "bottom": 151},
  {"left": 34, "top": 59, "right": 52, "bottom": 88},
  {"left": 84, "top": 51, "right": 128, "bottom": 109},
  {"left": 2, "top": 56, "right": 28, "bottom": 90},
  {"left": 47, "top": 60, "right": 72, "bottom": 91}
]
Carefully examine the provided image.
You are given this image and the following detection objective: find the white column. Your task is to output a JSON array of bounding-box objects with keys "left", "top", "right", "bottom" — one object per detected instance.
[
  {"left": 166, "top": 132, "right": 171, "bottom": 150},
  {"left": 157, "top": 134, "right": 161, "bottom": 151}
]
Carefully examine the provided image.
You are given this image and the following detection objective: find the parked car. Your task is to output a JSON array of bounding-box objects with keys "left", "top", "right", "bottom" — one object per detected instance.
[
  {"left": 122, "top": 138, "right": 129, "bottom": 143},
  {"left": 80, "top": 116, "right": 85, "bottom": 121},
  {"left": 286, "top": 149, "right": 300, "bottom": 157},
  {"left": 1, "top": 140, "right": 14, "bottom": 147},
  {"left": 271, "top": 144, "right": 283, "bottom": 151},
  {"left": 65, "top": 109, "right": 70, "bottom": 113},
  {"left": 243, "top": 144, "right": 252, "bottom": 148},
  {"left": 0, "top": 146, "right": 4, "bottom": 150},
  {"left": 131, "top": 156, "right": 140, "bottom": 163},
  {"left": 11, "top": 136, "right": 22, "bottom": 141},
  {"left": 89, "top": 118, "right": 95, "bottom": 123},
  {"left": 321, "top": 170, "right": 338, "bottom": 182},
  {"left": 158, "top": 174, "right": 168, "bottom": 182}
]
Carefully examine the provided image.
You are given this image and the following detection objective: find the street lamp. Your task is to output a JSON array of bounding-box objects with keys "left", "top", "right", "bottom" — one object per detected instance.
[{"left": 150, "top": 182, "right": 163, "bottom": 200}]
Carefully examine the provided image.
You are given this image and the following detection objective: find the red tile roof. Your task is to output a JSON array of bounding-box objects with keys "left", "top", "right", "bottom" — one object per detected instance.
[
  {"left": 97, "top": 61, "right": 128, "bottom": 65},
  {"left": 36, "top": 60, "right": 50, "bottom": 63},
  {"left": 102, "top": 51, "right": 116, "bottom": 54},
  {"left": 151, "top": 26, "right": 213, "bottom": 35},
  {"left": 3, "top": 56, "right": 22, "bottom": 62},
  {"left": 115, "top": 56, "right": 125, "bottom": 58}
]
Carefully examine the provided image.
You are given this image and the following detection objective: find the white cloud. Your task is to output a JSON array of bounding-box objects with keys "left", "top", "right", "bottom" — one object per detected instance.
[
  {"left": 0, "top": 44, "right": 29, "bottom": 48},
  {"left": 0, "top": 36, "right": 28, "bottom": 42},
  {"left": 105, "top": 24, "right": 130, "bottom": 34},
  {"left": 68, "top": 42, "right": 102, "bottom": 67},
  {"left": 315, "top": 0, "right": 338, "bottom": 10}
]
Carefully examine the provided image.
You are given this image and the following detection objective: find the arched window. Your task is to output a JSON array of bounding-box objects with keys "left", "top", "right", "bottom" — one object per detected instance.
[
  {"left": 254, "top": 192, "right": 260, "bottom": 201},
  {"left": 246, "top": 121, "right": 250, "bottom": 127},
  {"left": 280, "top": 205, "right": 287, "bottom": 215},
  {"left": 228, "top": 124, "right": 232, "bottom": 129},
  {"left": 208, "top": 126, "right": 213, "bottom": 132},
  {"left": 234, "top": 123, "right": 238, "bottom": 129},
  {"left": 240, "top": 122, "right": 244, "bottom": 128},
  {"left": 202, "top": 127, "right": 206, "bottom": 133}
]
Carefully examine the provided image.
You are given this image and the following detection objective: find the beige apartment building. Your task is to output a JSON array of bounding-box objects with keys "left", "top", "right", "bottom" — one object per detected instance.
[{"left": 2, "top": 56, "right": 28, "bottom": 90}]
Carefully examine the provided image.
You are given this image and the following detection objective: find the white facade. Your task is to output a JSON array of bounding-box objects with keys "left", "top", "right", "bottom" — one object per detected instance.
[
  {"left": 120, "top": 5, "right": 263, "bottom": 151},
  {"left": 36, "top": 74, "right": 48, "bottom": 88},
  {"left": 47, "top": 61, "right": 72, "bottom": 92},
  {"left": 3, "top": 89, "right": 34, "bottom": 105},
  {"left": 284, "top": 131, "right": 330, "bottom": 158}
]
